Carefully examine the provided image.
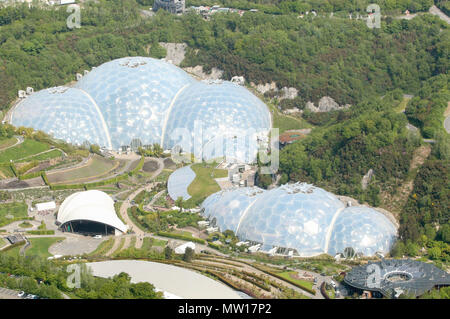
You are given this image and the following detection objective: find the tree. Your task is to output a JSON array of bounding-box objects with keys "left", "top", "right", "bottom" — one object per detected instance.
[
  {"left": 164, "top": 246, "right": 173, "bottom": 260},
  {"left": 90, "top": 144, "right": 100, "bottom": 154},
  {"left": 390, "top": 241, "right": 406, "bottom": 257},
  {"left": 438, "top": 224, "right": 450, "bottom": 243},
  {"left": 428, "top": 247, "right": 441, "bottom": 260},
  {"left": 175, "top": 197, "right": 184, "bottom": 211},
  {"left": 405, "top": 241, "right": 419, "bottom": 257},
  {"left": 183, "top": 247, "right": 194, "bottom": 262}
]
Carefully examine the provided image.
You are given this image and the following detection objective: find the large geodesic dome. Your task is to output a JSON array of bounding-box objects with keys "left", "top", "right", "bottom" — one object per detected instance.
[
  {"left": 11, "top": 86, "right": 112, "bottom": 148},
  {"left": 11, "top": 57, "right": 271, "bottom": 162},
  {"left": 201, "top": 183, "right": 397, "bottom": 257}
]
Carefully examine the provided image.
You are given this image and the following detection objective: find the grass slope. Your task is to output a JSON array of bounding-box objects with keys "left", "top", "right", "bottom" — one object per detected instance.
[
  {"left": 187, "top": 163, "right": 228, "bottom": 205},
  {"left": 0, "top": 139, "right": 49, "bottom": 163},
  {"left": 26, "top": 237, "right": 65, "bottom": 258}
]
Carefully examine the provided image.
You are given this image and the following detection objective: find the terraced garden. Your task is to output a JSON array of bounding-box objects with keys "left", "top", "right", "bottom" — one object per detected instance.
[
  {"left": 47, "top": 155, "right": 120, "bottom": 184},
  {"left": 0, "top": 139, "right": 49, "bottom": 163}
]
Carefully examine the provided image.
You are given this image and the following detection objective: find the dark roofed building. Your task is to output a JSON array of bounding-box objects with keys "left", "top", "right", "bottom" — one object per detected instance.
[
  {"left": 153, "top": 0, "right": 185, "bottom": 14},
  {"left": 344, "top": 259, "right": 450, "bottom": 298}
]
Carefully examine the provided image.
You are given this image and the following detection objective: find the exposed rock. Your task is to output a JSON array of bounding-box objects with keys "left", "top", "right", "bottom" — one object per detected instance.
[
  {"left": 159, "top": 42, "right": 187, "bottom": 66},
  {"left": 283, "top": 108, "right": 302, "bottom": 115},
  {"left": 231, "top": 76, "right": 245, "bottom": 86},
  {"left": 251, "top": 81, "right": 277, "bottom": 94},
  {"left": 306, "top": 96, "right": 351, "bottom": 112},
  {"left": 279, "top": 87, "right": 298, "bottom": 100},
  {"left": 249, "top": 82, "right": 298, "bottom": 100},
  {"left": 183, "top": 65, "right": 223, "bottom": 80},
  {"left": 361, "top": 168, "right": 374, "bottom": 190}
]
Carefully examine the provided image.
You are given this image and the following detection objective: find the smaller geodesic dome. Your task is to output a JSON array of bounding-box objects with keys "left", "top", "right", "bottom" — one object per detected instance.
[
  {"left": 58, "top": 190, "right": 127, "bottom": 235},
  {"left": 201, "top": 183, "right": 397, "bottom": 257}
]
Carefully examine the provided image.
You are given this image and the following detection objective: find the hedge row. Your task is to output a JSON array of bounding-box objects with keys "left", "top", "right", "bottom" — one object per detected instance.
[
  {"left": 0, "top": 217, "right": 34, "bottom": 228},
  {"left": 49, "top": 156, "right": 145, "bottom": 190},
  {"left": 10, "top": 163, "right": 18, "bottom": 177},
  {"left": 18, "top": 171, "right": 43, "bottom": 180},
  {"left": 0, "top": 241, "right": 25, "bottom": 252},
  {"left": 26, "top": 230, "right": 55, "bottom": 235},
  {"left": 257, "top": 268, "right": 316, "bottom": 295},
  {"left": 207, "top": 242, "right": 222, "bottom": 250},
  {"left": 157, "top": 231, "right": 206, "bottom": 244},
  {"left": 16, "top": 160, "right": 39, "bottom": 175}
]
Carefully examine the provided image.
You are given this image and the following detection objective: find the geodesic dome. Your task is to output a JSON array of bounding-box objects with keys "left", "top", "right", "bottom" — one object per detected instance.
[
  {"left": 201, "top": 183, "right": 397, "bottom": 257},
  {"left": 11, "top": 57, "right": 271, "bottom": 162}
]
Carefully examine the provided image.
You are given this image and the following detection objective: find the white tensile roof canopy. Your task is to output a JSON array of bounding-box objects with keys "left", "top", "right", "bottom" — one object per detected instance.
[
  {"left": 36, "top": 201, "right": 56, "bottom": 211},
  {"left": 57, "top": 190, "right": 128, "bottom": 234}
]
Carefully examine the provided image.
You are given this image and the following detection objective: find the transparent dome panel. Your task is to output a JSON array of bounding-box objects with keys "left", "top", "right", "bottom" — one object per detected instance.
[
  {"left": 11, "top": 87, "right": 111, "bottom": 147},
  {"left": 327, "top": 206, "right": 397, "bottom": 256},
  {"left": 201, "top": 187, "right": 265, "bottom": 233},
  {"left": 236, "top": 183, "right": 345, "bottom": 257},
  {"left": 76, "top": 57, "right": 194, "bottom": 149},
  {"left": 163, "top": 81, "right": 271, "bottom": 161}
]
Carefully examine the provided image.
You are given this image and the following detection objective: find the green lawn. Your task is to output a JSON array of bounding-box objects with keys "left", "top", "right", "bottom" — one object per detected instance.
[
  {"left": 89, "top": 238, "right": 115, "bottom": 256},
  {"left": 0, "top": 137, "right": 17, "bottom": 150},
  {"left": 47, "top": 155, "right": 118, "bottom": 184},
  {"left": 186, "top": 163, "right": 228, "bottom": 205},
  {"left": 268, "top": 102, "right": 312, "bottom": 134},
  {"left": 17, "top": 149, "right": 62, "bottom": 163},
  {"left": 1, "top": 243, "right": 24, "bottom": 256},
  {"left": 0, "top": 238, "right": 7, "bottom": 249},
  {"left": 26, "top": 237, "right": 65, "bottom": 258},
  {"left": 394, "top": 97, "right": 412, "bottom": 113},
  {"left": 152, "top": 238, "right": 167, "bottom": 247},
  {"left": 18, "top": 221, "right": 33, "bottom": 228},
  {"left": 0, "top": 202, "right": 28, "bottom": 226},
  {"left": 277, "top": 271, "right": 315, "bottom": 291},
  {"left": 0, "top": 139, "right": 49, "bottom": 163},
  {"left": 173, "top": 230, "right": 195, "bottom": 238},
  {"left": 0, "top": 165, "right": 14, "bottom": 179},
  {"left": 141, "top": 237, "right": 153, "bottom": 250}
]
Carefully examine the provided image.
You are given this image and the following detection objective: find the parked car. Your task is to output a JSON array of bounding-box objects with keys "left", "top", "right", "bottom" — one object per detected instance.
[
  {"left": 94, "top": 235, "right": 102, "bottom": 239},
  {"left": 17, "top": 291, "right": 25, "bottom": 298}
]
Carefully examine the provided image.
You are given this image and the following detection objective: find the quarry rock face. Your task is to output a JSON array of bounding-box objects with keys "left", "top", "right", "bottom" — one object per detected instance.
[
  {"left": 250, "top": 82, "right": 298, "bottom": 100},
  {"left": 159, "top": 42, "right": 187, "bottom": 66},
  {"left": 306, "top": 96, "right": 351, "bottom": 112},
  {"left": 280, "top": 87, "right": 298, "bottom": 100}
]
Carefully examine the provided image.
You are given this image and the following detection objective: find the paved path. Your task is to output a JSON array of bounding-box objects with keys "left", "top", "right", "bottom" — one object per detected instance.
[
  {"left": 429, "top": 5, "right": 450, "bottom": 24},
  {"left": 105, "top": 237, "right": 122, "bottom": 257},
  {"left": 15, "top": 147, "right": 66, "bottom": 162},
  {"left": 0, "top": 287, "right": 21, "bottom": 299},
  {"left": 119, "top": 157, "right": 164, "bottom": 248},
  {"left": 445, "top": 116, "right": 450, "bottom": 133},
  {"left": 0, "top": 135, "right": 23, "bottom": 152}
]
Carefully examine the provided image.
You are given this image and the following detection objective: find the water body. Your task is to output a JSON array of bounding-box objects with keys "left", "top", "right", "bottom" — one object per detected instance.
[{"left": 86, "top": 260, "right": 242, "bottom": 299}]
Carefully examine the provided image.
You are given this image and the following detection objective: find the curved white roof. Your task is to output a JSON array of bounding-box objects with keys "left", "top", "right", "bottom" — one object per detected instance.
[{"left": 58, "top": 190, "right": 128, "bottom": 233}]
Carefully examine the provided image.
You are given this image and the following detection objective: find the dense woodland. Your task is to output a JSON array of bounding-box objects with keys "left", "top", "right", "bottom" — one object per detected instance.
[
  {"left": 0, "top": 254, "right": 162, "bottom": 299},
  {"left": 0, "top": 0, "right": 448, "bottom": 255},
  {"left": 186, "top": 0, "right": 437, "bottom": 14}
]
